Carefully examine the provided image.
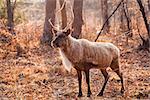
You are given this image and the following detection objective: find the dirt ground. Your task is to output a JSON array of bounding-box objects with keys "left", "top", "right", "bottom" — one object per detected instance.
[{"left": 0, "top": 25, "right": 150, "bottom": 100}]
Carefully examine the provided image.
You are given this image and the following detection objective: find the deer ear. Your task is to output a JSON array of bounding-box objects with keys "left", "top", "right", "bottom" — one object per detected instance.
[{"left": 64, "top": 29, "right": 71, "bottom": 36}]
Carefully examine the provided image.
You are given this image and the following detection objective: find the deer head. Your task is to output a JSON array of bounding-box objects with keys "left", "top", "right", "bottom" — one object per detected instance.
[{"left": 51, "top": 29, "right": 72, "bottom": 48}]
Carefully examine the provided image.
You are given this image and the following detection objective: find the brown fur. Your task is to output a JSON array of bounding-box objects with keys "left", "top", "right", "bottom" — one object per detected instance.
[{"left": 60, "top": 35, "right": 120, "bottom": 71}]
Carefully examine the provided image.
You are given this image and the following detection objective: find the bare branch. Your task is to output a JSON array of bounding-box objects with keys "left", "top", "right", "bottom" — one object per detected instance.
[
  {"left": 123, "top": 1, "right": 131, "bottom": 31},
  {"left": 13, "top": 0, "right": 17, "bottom": 11},
  {"left": 95, "top": 0, "right": 124, "bottom": 42}
]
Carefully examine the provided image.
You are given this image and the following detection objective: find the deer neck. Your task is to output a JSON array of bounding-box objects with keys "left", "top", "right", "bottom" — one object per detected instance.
[
  {"left": 60, "top": 36, "right": 75, "bottom": 61},
  {"left": 61, "top": 36, "right": 71, "bottom": 52}
]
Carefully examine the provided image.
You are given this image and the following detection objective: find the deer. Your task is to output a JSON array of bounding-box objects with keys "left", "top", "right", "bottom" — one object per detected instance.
[{"left": 50, "top": 0, "right": 124, "bottom": 97}]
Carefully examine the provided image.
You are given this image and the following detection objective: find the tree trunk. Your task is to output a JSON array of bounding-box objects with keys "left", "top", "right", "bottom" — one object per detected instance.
[
  {"left": 123, "top": 1, "right": 133, "bottom": 45},
  {"left": 41, "top": 0, "right": 56, "bottom": 44},
  {"left": 6, "top": 0, "right": 14, "bottom": 31},
  {"left": 101, "top": 0, "right": 109, "bottom": 34},
  {"left": 123, "top": 1, "right": 131, "bottom": 32},
  {"left": 136, "top": 0, "right": 150, "bottom": 51},
  {"left": 137, "top": 0, "right": 150, "bottom": 37},
  {"left": 148, "top": 0, "right": 150, "bottom": 11},
  {"left": 120, "top": 3, "right": 125, "bottom": 31},
  {"left": 59, "top": 0, "right": 67, "bottom": 29},
  {"left": 72, "top": 0, "right": 84, "bottom": 38}
]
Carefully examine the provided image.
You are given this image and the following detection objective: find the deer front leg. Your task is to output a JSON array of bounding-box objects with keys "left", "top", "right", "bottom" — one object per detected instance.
[{"left": 77, "top": 70, "right": 82, "bottom": 97}]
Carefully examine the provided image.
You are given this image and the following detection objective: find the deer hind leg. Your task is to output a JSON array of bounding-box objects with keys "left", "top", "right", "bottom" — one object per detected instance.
[
  {"left": 110, "top": 59, "right": 125, "bottom": 94},
  {"left": 97, "top": 69, "right": 109, "bottom": 96}
]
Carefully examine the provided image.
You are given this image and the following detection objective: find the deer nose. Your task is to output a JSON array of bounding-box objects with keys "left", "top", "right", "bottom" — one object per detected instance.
[{"left": 51, "top": 40, "right": 59, "bottom": 48}]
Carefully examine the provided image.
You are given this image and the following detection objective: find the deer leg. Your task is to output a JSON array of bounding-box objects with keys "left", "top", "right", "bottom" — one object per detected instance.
[
  {"left": 77, "top": 70, "right": 82, "bottom": 97},
  {"left": 110, "top": 60, "right": 125, "bottom": 94},
  {"left": 97, "top": 69, "right": 109, "bottom": 96},
  {"left": 116, "top": 71, "right": 124, "bottom": 94},
  {"left": 85, "top": 69, "right": 92, "bottom": 97},
  {"left": 113, "top": 69, "right": 124, "bottom": 94}
]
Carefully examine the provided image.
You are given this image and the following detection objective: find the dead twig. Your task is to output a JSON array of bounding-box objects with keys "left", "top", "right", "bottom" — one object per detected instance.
[{"left": 95, "top": 0, "right": 124, "bottom": 42}]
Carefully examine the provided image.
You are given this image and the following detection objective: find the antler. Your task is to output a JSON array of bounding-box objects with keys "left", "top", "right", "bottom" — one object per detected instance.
[
  {"left": 49, "top": 0, "right": 74, "bottom": 32},
  {"left": 62, "top": 1, "right": 74, "bottom": 32},
  {"left": 56, "top": 0, "right": 66, "bottom": 14},
  {"left": 48, "top": 18, "right": 60, "bottom": 31}
]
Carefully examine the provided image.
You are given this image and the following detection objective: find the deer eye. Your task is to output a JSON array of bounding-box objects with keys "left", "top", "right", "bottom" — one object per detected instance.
[{"left": 55, "top": 34, "right": 58, "bottom": 37}]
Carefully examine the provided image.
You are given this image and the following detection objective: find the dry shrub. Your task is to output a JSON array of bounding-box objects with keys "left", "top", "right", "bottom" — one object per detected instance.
[
  {"left": 15, "top": 21, "right": 43, "bottom": 49},
  {"left": 0, "top": 28, "right": 19, "bottom": 59},
  {"left": 0, "top": 21, "right": 44, "bottom": 59}
]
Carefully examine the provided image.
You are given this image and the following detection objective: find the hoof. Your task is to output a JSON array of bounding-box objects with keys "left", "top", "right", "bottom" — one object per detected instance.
[
  {"left": 78, "top": 93, "right": 82, "bottom": 97},
  {"left": 87, "top": 93, "right": 91, "bottom": 97},
  {"left": 87, "top": 91, "right": 92, "bottom": 97},
  {"left": 121, "top": 89, "right": 125, "bottom": 94},
  {"left": 97, "top": 92, "right": 103, "bottom": 96}
]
